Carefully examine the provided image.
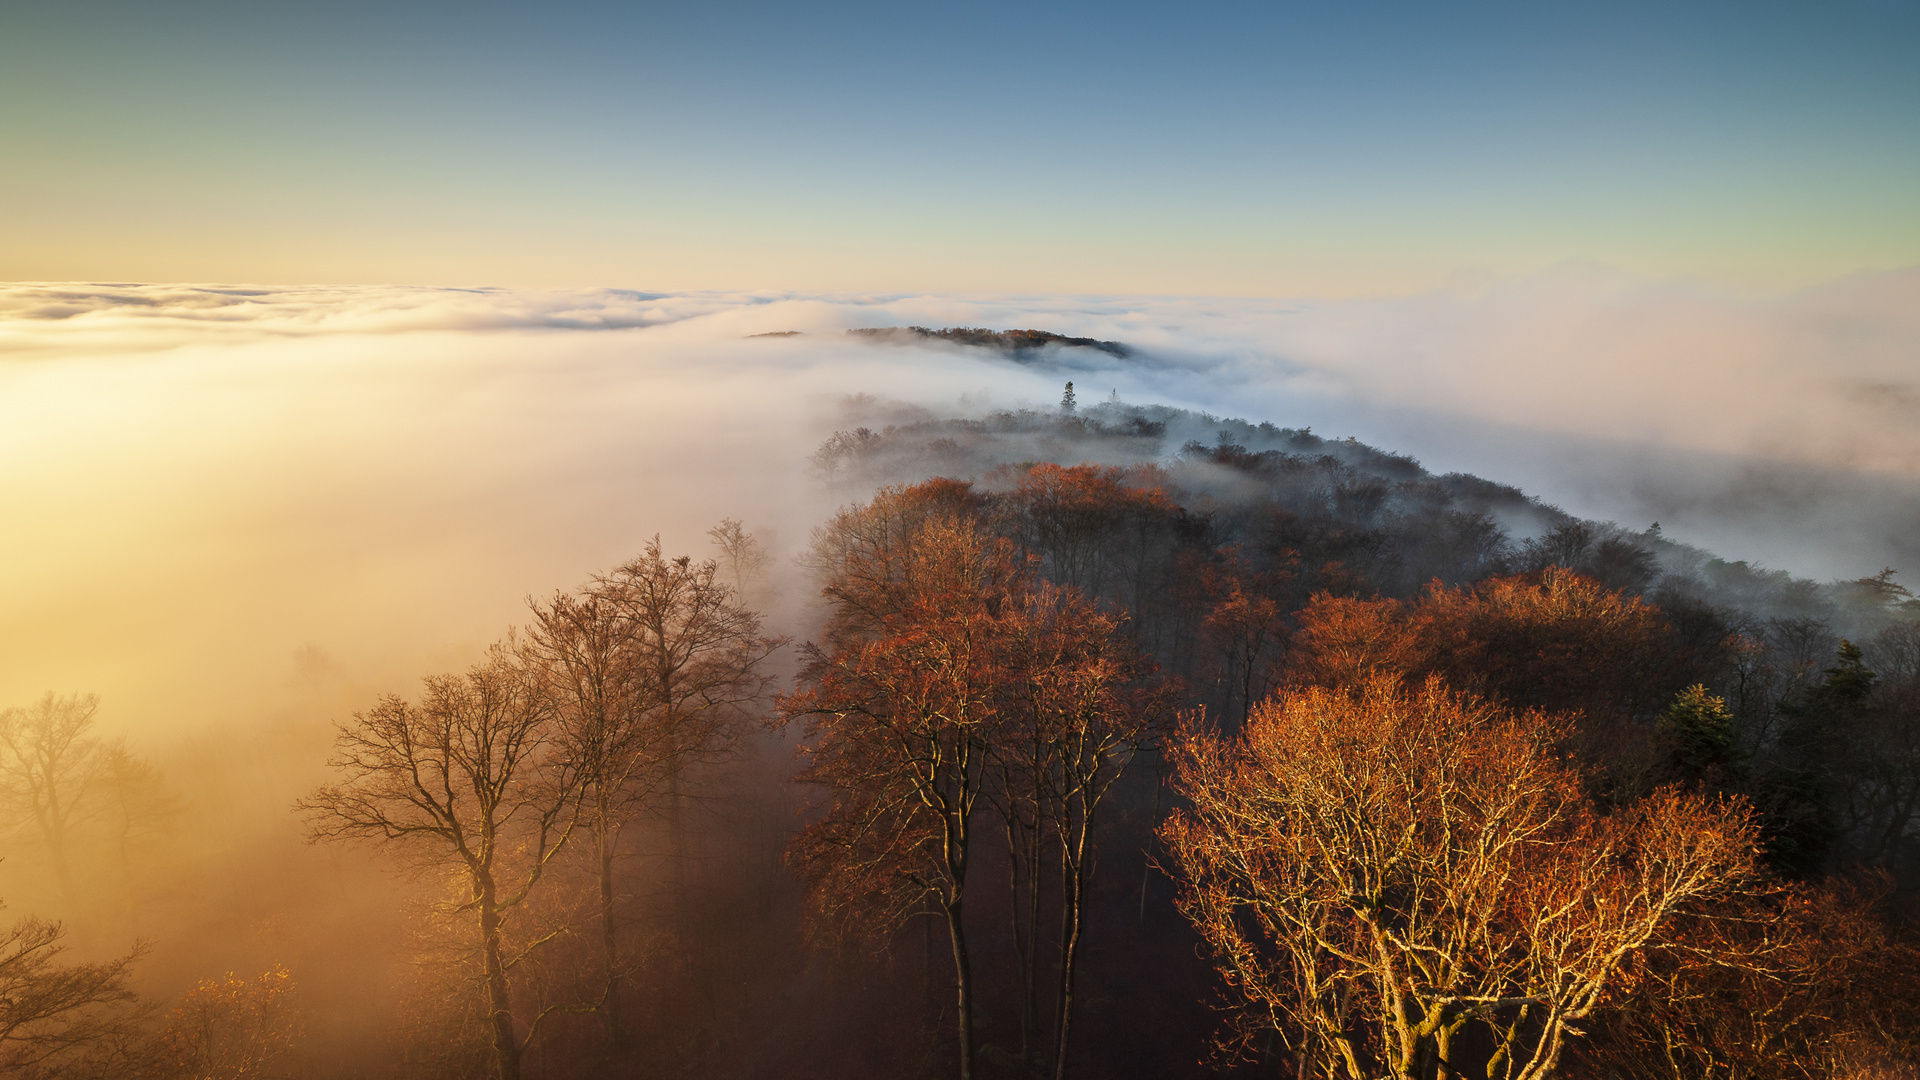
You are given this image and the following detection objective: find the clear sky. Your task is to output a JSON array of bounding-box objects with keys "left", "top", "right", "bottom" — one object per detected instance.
[{"left": 4, "top": 0, "right": 1917, "bottom": 295}]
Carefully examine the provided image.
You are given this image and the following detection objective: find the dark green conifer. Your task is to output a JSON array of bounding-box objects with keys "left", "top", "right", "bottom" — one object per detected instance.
[{"left": 1657, "top": 683, "right": 1745, "bottom": 787}]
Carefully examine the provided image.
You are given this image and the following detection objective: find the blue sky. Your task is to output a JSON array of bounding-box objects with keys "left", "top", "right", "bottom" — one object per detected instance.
[{"left": 3, "top": 0, "right": 1917, "bottom": 293}]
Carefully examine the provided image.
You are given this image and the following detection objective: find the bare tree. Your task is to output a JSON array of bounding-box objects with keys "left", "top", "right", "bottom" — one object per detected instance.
[
  {"left": 707, "top": 517, "right": 770, "bottom": 597},
  {"left": 96, "top": 745, "right": 184, "bottom": 935},
  {"left": 524, "top": 538, "right": 778, "bottom": 1052},
  {"left": 0, "top": 905, "right": 143, "bottom": 1075},
  {"left": 1162, "top": 676, "right": 1759, "bottom": 1080},
  {"left": 0, "top": 693, "right": 110, "bottom": 906},
  {"left": 297, "top": 649, "right": 580, "bottom": 1080},
  {"left": 524, "top": 586, "right": 642, "bottom": 1051},
  {"left": 594, "top": 538, "right": 783, "bottom": 941}
]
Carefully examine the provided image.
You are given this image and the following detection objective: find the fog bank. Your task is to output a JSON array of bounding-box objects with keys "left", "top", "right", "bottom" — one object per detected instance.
[{"left": 3, "top": 270, "right": 1917, "bottom": 743}]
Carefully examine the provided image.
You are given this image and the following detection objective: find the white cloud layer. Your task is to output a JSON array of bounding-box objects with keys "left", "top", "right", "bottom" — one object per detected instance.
[{"left": 3, "top": 271, "right": 1916, "bottom": 741}]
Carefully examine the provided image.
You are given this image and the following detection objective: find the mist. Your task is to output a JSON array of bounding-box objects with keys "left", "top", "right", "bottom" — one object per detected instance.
[
  {"left": 7, "top": 272, "right": 1919, "bottom": 727},
  {"left": 2, "top": 270, "right": 1917, "bottom": 1074}
]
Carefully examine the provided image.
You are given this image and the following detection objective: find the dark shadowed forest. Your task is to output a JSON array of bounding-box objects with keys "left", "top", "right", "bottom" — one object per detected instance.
[{"left": 6, "top": 385, "right": 1920, "bottom": 1080}]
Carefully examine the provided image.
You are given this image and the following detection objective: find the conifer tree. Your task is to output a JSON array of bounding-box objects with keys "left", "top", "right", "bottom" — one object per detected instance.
[{"left": 1658, "top": 684, "right": 1745, "bottom": 787}]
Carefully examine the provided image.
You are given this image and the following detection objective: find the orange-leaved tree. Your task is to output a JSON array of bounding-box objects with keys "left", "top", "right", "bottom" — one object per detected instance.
[
  {"left": 1289, "top": 568, "right": 1678, "bottom": 722},
  {"left": 994, "top": 579, "right": 1167, "bottom": 1079},
  {"left": 783, "top": 504, "right": 1020, "bottom": 1080},
  {"left": 788, "top": 479, "right": 1164, "bottom": 1079},
  {"left": 1161, "top": 675, "right": 1758, "bottom": 1080},
  {"left": 1574, "top": 869, "right": 1920, "bottom": 1079},
  {"left": 149, "top": 965, "right": 300, "bottom": 1080}
]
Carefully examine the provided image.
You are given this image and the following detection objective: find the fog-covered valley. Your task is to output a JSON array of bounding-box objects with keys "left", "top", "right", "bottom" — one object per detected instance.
[{"left": 4, "top": 275, "right": 1919, "bottom": 1079}]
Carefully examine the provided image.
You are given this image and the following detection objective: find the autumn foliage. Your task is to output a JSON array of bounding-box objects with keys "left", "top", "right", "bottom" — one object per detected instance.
[
  {"left": 783, "top": 483, "right": 1167, "bottom": 1079},
  {"left": 1287, "top": 568, "right": 1679, "bottom": 721},
  {"left": 1161, "top": 676, "right": 1760, "bottom": 1080}
]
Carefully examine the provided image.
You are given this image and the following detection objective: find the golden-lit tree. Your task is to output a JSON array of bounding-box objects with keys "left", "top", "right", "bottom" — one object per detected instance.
[
  {"left": 1578, "top": 872, "right": 1920, "bottom": 1079},
  {"left": 298, "top": 649, "right": 580, "bottom": 1080},
  {"left": 1161, "top": 676, "right": 1759, "bottom": 1080},
  {"left": 148, "top": 965, "right": 300, "bottom": 1080}
]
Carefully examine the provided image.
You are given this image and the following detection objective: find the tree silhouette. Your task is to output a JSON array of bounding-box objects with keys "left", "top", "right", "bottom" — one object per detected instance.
[
  {"left": 527, "top": 536, "right": 781, "bottom": 1050},
  {"left": 0, "top": 905, "right": 142, "bottom": 1075},
  {"left": 0, "top": 693, "right": 109, "bottom": 904},
  {"left": 298, "top": 649, "right": 581, "bottom": 1080}
]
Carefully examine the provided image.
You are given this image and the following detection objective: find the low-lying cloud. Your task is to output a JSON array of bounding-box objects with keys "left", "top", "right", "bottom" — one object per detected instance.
[{"left": 3, "top": 270, "right": 1917, "bottom": 745}]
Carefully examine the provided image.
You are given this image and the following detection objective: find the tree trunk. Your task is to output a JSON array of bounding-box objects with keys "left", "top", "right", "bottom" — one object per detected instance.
[
  {"left": 945, "top": 898, "right": 977, "bottom": 1080},
  {"left": 596, "top": 819, "right": 628, "bottom": 1050},
  {"left": 667, "top": 765, "right": 689, "bottom": 939},
  {"left": 1140, "top": 767, "right": 1164, "bottom": 923},
  {"left": 1005, "top": 811, "right": 1036, "bottom": 1062},
  {"left": 1053, "top": 817, "right": 1088, "bottom": 1080},
  {"left": 35, "top": 803, "right": 78, "bottom": 907},
  {"left": 479, "top": 886, "right": 522, "bottom": 1080}
]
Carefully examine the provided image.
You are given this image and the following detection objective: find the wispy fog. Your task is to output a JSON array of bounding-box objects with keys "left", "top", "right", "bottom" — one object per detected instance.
[{"left": 4, "top": 269, "right": 1917, "bottom": 741}]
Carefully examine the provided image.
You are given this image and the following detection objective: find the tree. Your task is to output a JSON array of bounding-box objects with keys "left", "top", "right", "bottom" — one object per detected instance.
[
  {"left": 789, "top": 481, "right": 1163, "bottom": 1079},
  {"left": 783, "top": 511, "right": 1018, "bottom": 1080},
  {"left": 1657, "top": 684, "right": 1745, "bottom": 788},
  {"left": 97, "top": 744, "right": 184, "bottom": 934},
  {"left": 148, "top": 965, "right": 300, "bottom": 1080},
  {"left": 997, "top": 581, "right": 1165, "bottom": 1080},
  {"left": 1577, "top": 873, "right": 1920, "bottom": 1080},
  {"left": 594, "top": 539, "right": 783, "bottom": 965},
  {"left": 0, "top": 693, "right": 109, "bottom": 904},
  {"left": 707, "top": 517, "right": 770, "bottom": 597},
  {"left": 523, "top": 585, "right": 642, "bottom": 1051},
  {"left": 297, "top": 649, "right": 580, "bottom": 1080},
  {"left": 997, "top": 462, "right": 1176, "bottom": 616},
  {"left": 1285, "top": 569, "right": 1683, "bottom": 794},
  {"left": 1161, "top": 676, "right": 1759, "bottom": 1080},
  {"left": 1766, "top": 640, "right": 1878, "bottom": 877},
  {"left": 0, "top": 906, "right": 142, "bottom": 1075},
  {"left": 1193, "top": 545, "right": 1291, "bottom": 730},
  {"left": 525, "top": 535, "right": 780, "bottom": 1050}
]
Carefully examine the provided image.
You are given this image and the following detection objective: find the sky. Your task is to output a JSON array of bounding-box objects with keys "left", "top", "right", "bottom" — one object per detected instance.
[{"left": 4, "top": 0, "right": 1918, "bottom": 295}]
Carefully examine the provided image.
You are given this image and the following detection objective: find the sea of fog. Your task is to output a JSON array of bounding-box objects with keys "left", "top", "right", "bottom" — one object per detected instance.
[{"left": 3, "top": 271, "right": 1918, "bottom": 743}]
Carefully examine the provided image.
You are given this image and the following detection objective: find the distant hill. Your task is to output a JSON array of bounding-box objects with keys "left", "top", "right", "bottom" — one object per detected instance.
[
  {"left": 812, "top": 394, "right": 1920, "bottom": 641},
  {"left": 846, "top": 325, "right": 1131, "bottom": 359}
]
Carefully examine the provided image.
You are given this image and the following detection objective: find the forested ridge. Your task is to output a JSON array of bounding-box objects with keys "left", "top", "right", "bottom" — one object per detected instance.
[{"left": 4, "top": 391, "right": 1918, "bottom": 1080}]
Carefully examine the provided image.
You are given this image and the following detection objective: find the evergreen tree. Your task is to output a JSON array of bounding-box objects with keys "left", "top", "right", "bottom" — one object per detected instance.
[
  {"left": 1658, "top": 683, "right": 1745, "bottom": 788},
  {"left": 1765, "top": 640, "right": 1877, "bottom": 877}
]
